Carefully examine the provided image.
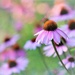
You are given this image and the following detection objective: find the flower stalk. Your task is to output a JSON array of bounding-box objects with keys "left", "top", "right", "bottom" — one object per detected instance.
[
  {"left": 51, "top": 39, "right": 71, "bottom": 75},
  {"left": 38, "top": 47, "right": 51, "bottom": 75}
]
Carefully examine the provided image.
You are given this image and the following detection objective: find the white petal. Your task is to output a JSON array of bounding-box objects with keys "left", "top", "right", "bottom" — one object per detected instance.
[
  {"left": 62, "top": 46, "right": 68, "bottom": 52},
  {"left": 71, "top": 63, "right": 75, "bottom": 68}
]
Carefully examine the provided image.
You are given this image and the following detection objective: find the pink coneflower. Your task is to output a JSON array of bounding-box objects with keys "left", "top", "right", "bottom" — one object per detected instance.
[
  {"left": 24, "top": 38, "right": 41, "bottom": 50},
  {"left": 0, "top": 34, "right": 20, "bottom": 52},
  {"left": 12, "top": 43, "right": 26, "bottom": 57},
  {"left": 50, "top": 2, "right": 75, "bottom": 22},
  {"left": 43, "top": 37, "right": 75, "bottom": 57},
  {"left": 1, "top": 57, "right": 29, "bottom": 75},
  {"left": 60, "top": 56, "right": 75, "bottom": 69},
  {"left": 61, "top": 20, "right": 75, "bottom": 37},
  {"left": 35, "top": 20, "right": 68, "bottom": 45}
]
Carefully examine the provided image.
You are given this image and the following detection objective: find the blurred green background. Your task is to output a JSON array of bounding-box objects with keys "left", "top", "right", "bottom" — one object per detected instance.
[{"left": 0, "top": 0, "right": 75, "bottom": 75}]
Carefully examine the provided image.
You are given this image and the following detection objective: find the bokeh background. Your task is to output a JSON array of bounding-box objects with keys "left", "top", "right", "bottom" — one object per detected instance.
[{"left": 0, "top": 0, "right": 75, "bottom": 75}]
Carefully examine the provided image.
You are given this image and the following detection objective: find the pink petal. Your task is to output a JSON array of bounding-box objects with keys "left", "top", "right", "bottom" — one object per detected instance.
[
  {"left": 48, "top": 31, "right": 53, "bottom": 40},
  {"left": 36, "top": 30, "right": 45, "bottom": 43},
  {"left": 43, "top": 45, "right": 52, "bottom": 51},
  {"left": 67, "top": 38, "right": 75, "bottom": 47},
  {"left": 62, "top": 46, "right": 68, "bottom": 52},
  {"left": 34, "top": 30, "right": 44, "bottom": 36},
  {"left": 69, "top": 30, "right": 75, "bottom": 37},
  {"left": 57, "top": 47, "right": 63, "bottom": 55},
  {"left": 66, "top": 62, "right": 71, "bottom": 69},
  {"left": 71, "top": 63, "right": 75, "bottom": 68},
  {"left": 62, "top": 59, "right": 68, "bottom": 65},
  {"left": 44, "top": 48, "right": 55, "bottom": 57},
  {"left": 56, "top": 29, "right": 68, "bottom": 40},
  {"left": 53, "top": 31, "right": 61, "bottom": 44}
]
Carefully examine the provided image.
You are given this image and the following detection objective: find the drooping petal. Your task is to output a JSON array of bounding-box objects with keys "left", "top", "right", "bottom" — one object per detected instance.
[
  {"left": 44, "top": 48, "right": 55, "bottom": 57},
  {"left": 34, "top": 30, "right": 44, "bottom": 36},
  {"left": 48, "top": 31, "right": 53, "bottom": 41},
  {"left": 57, "top": 47, "right": 63, "bottom": 55},
  {"left": 56, "top": 29, "right": 68, "bottom": 40},
  {"left": 53, "top": 31, "right": 61, "bottom": 44}
]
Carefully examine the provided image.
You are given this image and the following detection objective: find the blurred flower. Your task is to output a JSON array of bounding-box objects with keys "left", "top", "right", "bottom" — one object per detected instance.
[
  {"left": 0, "top": 0, "right": 12, "bottom": 9},
  {"left": 35, "top": 20, "right": 68, "bottom": 45},
  {"left": 11, "top": 4, "right": 24, "bottom": 21},
  {"left": 61, "top": 20, "right": 75, "bottom": 37},
  {"left": 0, "top": 34, "right": 20, "bottom": 52},
  {"left": 43, "top": 37, "right": 75, "bottom": 57},
  {"left": 43, "top": 38, "right": 67, "bottom": 57},
  {"left": 14, "top": 21, "right": 23, "bottom": 32},
  {"left": 60, "top": 55, "right": 75, "bottom": 69},
  {"left": 50, "top": 1, "right": 75, "bottom": 22},
  {"left": 21, "top": 0, "right": 35, "bottom": 23},
  {"left": 36, "top": 3, "right": 50, "bottom": 15},
  {"left": 24, "top": 38, "right": 41, "bottom": 50},
  {"left": 0, "top": 51, "right": 7, "bottom": 61},
  {"left": 0, "top": 57, "right": 29, "bottom": 75},
  {"left": 12, "top": 43, "right": 26, "bottom": 57}
]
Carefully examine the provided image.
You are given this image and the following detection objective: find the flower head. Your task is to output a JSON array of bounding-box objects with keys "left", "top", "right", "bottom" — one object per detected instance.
[
  {"left": 35, "top": 20, "right": 68, "bottom": 45},
  {"left": 61, "top": 20, "right": 75, "bottom": 37},
  {"left": 24, "top": 38, "right": 41, "bottom": 50},
  {"left": 0, "top": 34, "right": 20, "bottom": 52},
  {"left": 12, "top": 43, "right": 26, "bottom": 57},
  {"left": 43, "top": 37, "right": 75, "bottom": 57},
  {"left": 60, "top": 56, "right": 75, "bottom": 69},
  {"left": 50, "top": 2, "right": 75, "bottom": 22},
  {"left": 1, "top": 57, "right": 29, "bottom": 75}
]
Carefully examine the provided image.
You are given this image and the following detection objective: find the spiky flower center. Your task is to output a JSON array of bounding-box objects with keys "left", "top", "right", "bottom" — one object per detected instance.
[
  {"left": 68, "top": 20, "right": 75, "bottom": 30},
  {"left": 60, "top": 7, "right": 68, "bottom": 15},
  {"left": 43, "top": 20, "right": 57, "bottom": 31},
  {"left": 42, "top": 18, "right": 49, "bottom": 23},
  {"left": 12, "top": 44, "right": 20, "bottom": 51},
  {"left": 31, "top": 38, "right": 36, "bottom": 42},
  {"left": 4, "top": 37, "right": 10, "bottom": 42},
  {"left": 68, "top": 57, "right": 74, "bottom": 62},
  {"left": 9, "top": 60, "right": 17, "bottom": 68}
]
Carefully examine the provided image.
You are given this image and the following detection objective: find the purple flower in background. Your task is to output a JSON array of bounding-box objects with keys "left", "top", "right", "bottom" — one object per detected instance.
[
  {"left": 24, "top": 38, "right": 41, "bottom": 50},
  {"left": 60, "top": 55, "right": 75, "bottom": 69},
  {"left": 50, "top": 3, "right": 75, "bottom": 22},
  {"left": 35, "top": 20, "right": 68, "bottom": 45},
  {"left": 61, "top": 20, "right": 75, "bottom": 37},
  {"left": 0, "top": 34, "right": 20, "bottom": 52},
  {"left": 12, "top": 43, "right": 26, "bottom": 57},
  {"left": 14, "top": 21, "right": 23, "bottom": 32},
  {"left": 0, "top": 57, "right": 29, "bottom": 75}
]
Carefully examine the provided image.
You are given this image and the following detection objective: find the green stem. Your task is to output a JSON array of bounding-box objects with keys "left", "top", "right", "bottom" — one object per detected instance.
[
  {"left": 38, "top": 47, "right": 51, "bottom": 75},
  {"left": 51, "top": 40, "right": 71, "bottom": 75}
]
